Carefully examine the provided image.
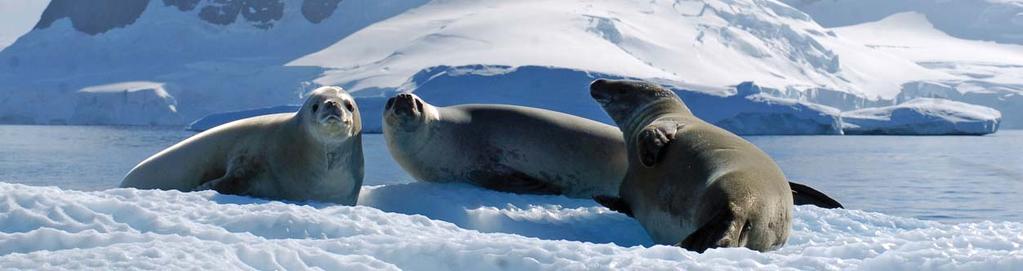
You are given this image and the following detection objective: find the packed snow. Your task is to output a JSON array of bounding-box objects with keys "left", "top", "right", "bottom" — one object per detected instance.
[
  {"left": 1, "top": 182, "right": 1021, "bottom": 270},
  {"left": 842, "top": 98, "right": 1001, "bottom": 135}
]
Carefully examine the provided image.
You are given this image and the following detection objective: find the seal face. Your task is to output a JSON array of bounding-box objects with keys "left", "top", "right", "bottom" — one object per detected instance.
[
  {"left": 382, "top": 93, "right": 627, "bottom": 199},
  {"left": 120, "top": 86, "right": 364, "bottom": 205},
  {"left": 590, "top": 79, "right": 793, "bottom": 252}
]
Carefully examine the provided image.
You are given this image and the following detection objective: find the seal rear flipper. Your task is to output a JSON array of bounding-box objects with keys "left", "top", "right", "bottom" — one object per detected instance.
[
  {"left": 593, "top": 195, "right": 633, "bottom": 217},
  {"left": 678, "top": 209, "right": 748, "bottom": 253},
  {"left": 195, "top": 175, "right": 247, "bottom": 194},
  {"left": 789, "top": 181, "right": 844, "bottom": 209},
  {"left": 473, "top": 170, "right": 563, "bottom": 195},
  {"left": 637, "top": 121, "right": 681, "bottom": 167}
]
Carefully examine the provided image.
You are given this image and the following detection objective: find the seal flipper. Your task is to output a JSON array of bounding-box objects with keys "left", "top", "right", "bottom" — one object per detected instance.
[
  {"left": 473, "top": 170, "right": 563, "bottom": 195},
  {"left": 637, "top": 121, "right": 680, "bottom": 167},
  {"left": 789, "top": 181, "right": 844, "bottom": 209},
  {"left": 593, "top": 195, "right": 633, "bottom": 217},
  {"left": 679, "top": 209, "right": 748, "bottom": 253},
  {"left": 194, "top": 155, "right": 261, "bottom": 195}
]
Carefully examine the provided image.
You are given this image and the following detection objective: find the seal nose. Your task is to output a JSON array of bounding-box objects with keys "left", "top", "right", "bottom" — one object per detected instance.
[
  {"left": 326, "top": 100, "right": 340, "bottom": 109},
  {"left": 590, "top": 79, "right": 611, "bottom": 102},
  {"left": 391, "top": 93, "right": 418, "bottom": 114},
  {"left": 322, "top": 100, "right": 344, "bottom": 120}
]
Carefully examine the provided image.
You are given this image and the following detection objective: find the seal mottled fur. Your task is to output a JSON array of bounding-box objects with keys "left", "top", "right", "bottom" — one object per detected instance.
[
  {"left": 590, "top": 79, "right": 793, "bottom": 252},
  {"left": 120, "top": 86, "right": 364, "bottom": 205},
  {"left": 382, "top": 93, "right": 626, "bottom": 199}
]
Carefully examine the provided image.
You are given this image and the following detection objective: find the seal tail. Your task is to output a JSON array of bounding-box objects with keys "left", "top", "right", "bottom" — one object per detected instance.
[
  {"left": 678, "top": 207, "right": 750, "bottom": 253},
  {"left": 789, "top": 181, "right": 844, "bottom": 209}
]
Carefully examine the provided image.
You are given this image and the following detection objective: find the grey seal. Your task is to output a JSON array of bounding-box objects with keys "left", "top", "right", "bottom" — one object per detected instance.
[
  {"left": 120, "top": 86, "right": 364, "bottom": 205},
  {"left": 590, "top": 79, "right": 795, "bottom": 252},
  {"left": 382, "top": 93, "right": 626, "bottom": 198}
]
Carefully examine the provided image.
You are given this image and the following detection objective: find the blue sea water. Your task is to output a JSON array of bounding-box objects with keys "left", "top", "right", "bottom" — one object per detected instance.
[{"left": 0, "top": 125, "right": 1019, "bottom": 223}]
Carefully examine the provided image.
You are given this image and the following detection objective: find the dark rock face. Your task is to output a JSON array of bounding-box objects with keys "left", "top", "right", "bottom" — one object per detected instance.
[
  {"left": 199, "top": 0, "right": 285, "bottom": 29},
  {"left": 302, "top": 0, "right": 343, "bottom": 23},
  {"left": 34, "top": 0, "right": 341, "bottom": 35},
  {"left": 163, "top": 0, "right": 200, "bottom": 11},
  {"left": 34, "top": 0, "right": 151, "bottom": 35}
]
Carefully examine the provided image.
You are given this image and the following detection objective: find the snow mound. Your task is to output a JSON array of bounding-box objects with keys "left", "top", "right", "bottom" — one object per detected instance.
[
  {"left": 71, "top": 82, "right": 182, "bottom": 126},
  {"left": 2, "top": 182, "right": 1022, "bottom": 270},
  {"left": 842, "top": 98, "right": 1001, "bottom": 135}
]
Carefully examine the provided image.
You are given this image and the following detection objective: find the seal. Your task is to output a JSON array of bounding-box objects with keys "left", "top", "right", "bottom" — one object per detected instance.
[
  {"left": 120, "top": 86, "right": 364, "bottom": 205},
  {"left": 590, "top": 79, "right": 794, "bottom": 252},
  {"left": 382, "top": 93, "right": 626, "bottom": 199}
]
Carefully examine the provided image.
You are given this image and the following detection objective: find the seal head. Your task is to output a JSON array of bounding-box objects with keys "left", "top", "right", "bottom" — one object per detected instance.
[
  {"left": 384, "top": 93, "right": 436, "bottom": 133},
  {"left": 302, "top": 86, "right": 360, "bottom": 144}
]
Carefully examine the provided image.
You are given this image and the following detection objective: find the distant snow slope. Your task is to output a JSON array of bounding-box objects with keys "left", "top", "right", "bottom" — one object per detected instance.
[
  {"left": 833, "top": 12, "right": 1023, "bottom": 128},
  {"left": 2, "top": 182, "right": 1022, "bottom": 270},
  {"left": 0, "top": 0, "right": 49, "bottom": 50},
  {"left": 0, "top": 0, "right": 1017, "bottom": 131},
  {"left": 783, "top": 0, "right": 1023, "bottom": 45}
]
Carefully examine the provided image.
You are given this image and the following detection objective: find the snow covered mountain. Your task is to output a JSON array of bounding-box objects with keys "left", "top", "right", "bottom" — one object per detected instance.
[{"left": 0, "top": 0, "right": 1016, "bottom": 132}]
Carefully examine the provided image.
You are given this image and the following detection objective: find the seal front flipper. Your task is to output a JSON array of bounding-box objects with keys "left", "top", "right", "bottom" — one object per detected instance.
[
  {"left": 472, "top": 169, "right": 563, "bottom": 195},
  {"left": 195, "top": 155, "right": 262, "bottom": 195},
  {"left": 789, "top": 181, "right": 844, "bottom": 209},
  {"left": 637, "top": 121, "right": 680, "bottom": 167},
  {"left": 593, "top": 195, "right": 633, "bottom": 217},
  {"left": 679, "top": 209, "right": 747, "bottom": 253}
]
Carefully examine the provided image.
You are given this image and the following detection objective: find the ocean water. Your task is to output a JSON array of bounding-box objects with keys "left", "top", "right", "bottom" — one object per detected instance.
[{"left": 0, "top": 125, "right": 1020, "bottom": 223}]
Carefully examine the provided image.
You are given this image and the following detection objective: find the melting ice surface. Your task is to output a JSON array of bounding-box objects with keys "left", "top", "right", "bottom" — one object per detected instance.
[{"left": 1, "top": 126, "right": 1022, "bottom": 269}]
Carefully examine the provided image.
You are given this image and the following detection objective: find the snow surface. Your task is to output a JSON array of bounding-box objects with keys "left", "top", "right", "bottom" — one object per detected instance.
[
  {"left": 2, "top": 182, "right": 1022, "bottom": 270},
  {"left": 783, "top": 0, "right": 1023, "bottom": 45},
  {"left": 842, "top": 98, "right": 1001, "bottom": 135}
]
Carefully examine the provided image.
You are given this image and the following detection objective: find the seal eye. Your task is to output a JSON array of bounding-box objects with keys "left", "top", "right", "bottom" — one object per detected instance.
[
  {"left": 415, "top": 99, "right": 424, "bottom": 112},
  {"left": 344, "top": 100, "right": 355, "bottom": 112},
  {"left": 312, "top": 103, "right": 319, "bottom": 112}
]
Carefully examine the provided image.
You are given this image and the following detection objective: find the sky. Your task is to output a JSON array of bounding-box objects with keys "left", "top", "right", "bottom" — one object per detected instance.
[{"left": 0, "top": 0, "right": 49, "bottom": 50}]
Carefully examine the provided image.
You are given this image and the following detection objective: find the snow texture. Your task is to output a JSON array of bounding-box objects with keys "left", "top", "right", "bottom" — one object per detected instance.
[
  {"left": 842, "top": 98, "right": 1001, "bottom": 135},
  {"left": 1, "top": 182, "right": 1022, "bottom": 270}
]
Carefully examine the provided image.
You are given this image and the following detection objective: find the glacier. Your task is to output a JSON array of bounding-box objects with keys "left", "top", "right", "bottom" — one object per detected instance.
[
  {"left": 1, "top": 182, "right": 1021, "bottom": 270},
  {"left": 0, "top": 0, "right": 1017, "bottom": 133}
]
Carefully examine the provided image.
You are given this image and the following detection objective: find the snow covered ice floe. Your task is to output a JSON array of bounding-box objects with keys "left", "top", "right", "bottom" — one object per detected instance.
[
  {"left": 2, "top": 182, "right": 1022, "bottom": 270},
  {"left": 842, "top": 98, "right": 1001, "bottom": 135}
]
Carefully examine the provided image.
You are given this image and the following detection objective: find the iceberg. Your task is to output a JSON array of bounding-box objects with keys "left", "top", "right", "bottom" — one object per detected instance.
[
  {"left": 842, "top": 98, "right": 1001, "bottom": 135},
  {"left": 70, "top": 82, "right": 183, "bottom": 126}
]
